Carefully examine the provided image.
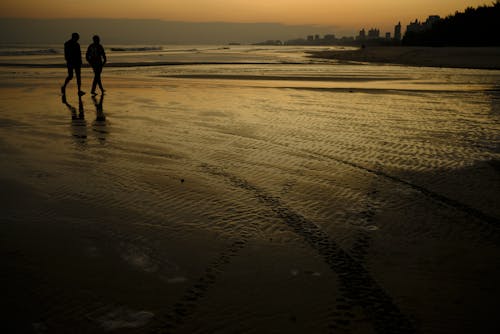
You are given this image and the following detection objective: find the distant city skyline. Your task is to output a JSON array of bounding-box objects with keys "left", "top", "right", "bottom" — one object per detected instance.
[{"left": 0, "top": 1, "right": 490, "bottom": 34}]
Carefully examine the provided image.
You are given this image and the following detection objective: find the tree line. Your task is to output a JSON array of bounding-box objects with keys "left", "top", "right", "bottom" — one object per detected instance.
[{"left": 402, "top": 2, "right": 500, "bottom": 46}]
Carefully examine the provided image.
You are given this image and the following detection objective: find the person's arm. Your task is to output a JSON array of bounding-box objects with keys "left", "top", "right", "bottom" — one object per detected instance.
[
  {"left": 86, "top": 45, "right": 91, "bottom": 63},
  {"left": 101, "top": 45, "right": 107, "bottom": 65},
  {"left": 64, "top": 42, "right": 69, "bottom": 62}
]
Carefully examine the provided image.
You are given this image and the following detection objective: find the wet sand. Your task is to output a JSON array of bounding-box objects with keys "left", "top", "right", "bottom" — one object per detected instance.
[
  {"left": 309, "top": 47, "right": 500, "bottom": 69},
  {"left": 1, "top": 66, "right": 500, "bottom": 333}
]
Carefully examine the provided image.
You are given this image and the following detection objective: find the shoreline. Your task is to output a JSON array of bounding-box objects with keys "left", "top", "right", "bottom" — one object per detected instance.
[
  {"left": 0, "top": 61, "right": 304, "bottom": 68},
  {"left": 309, "top": 46, "right": 500, "bottom": 70}
]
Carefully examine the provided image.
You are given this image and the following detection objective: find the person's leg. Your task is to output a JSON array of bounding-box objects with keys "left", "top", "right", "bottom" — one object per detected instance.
[
  {"left": 96, "top": 65, "right": 104, "bottom": 92},
  {"left": 62, "top": 66, "right": 73, "bottom": 93},
  {"left": 91, "top": 69, "right": 97, "bottom": 94},
  {"left": 91, "top": 66, "right": 98, "bottom": 94},
  {"left": 75, "top": 67, "right": 81, "bottom": 91},
  {"left": 75, "top": 67, "right": 85, "bottom": 96}
]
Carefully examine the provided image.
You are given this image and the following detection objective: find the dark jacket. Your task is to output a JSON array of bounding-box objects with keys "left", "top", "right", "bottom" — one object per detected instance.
[
  {"left": 64, "top": 39, "right": 82, "bottom": 67},
  {"left": 86, "top": 43, "right": 106, "bottom": 66}
]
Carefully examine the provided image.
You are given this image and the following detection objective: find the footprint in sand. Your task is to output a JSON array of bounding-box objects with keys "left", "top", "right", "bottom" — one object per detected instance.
[
  {"left": 121, "top": 249, "right": 158, "bottom": 273},
  {"left": 96, "top": 308, "right": 154, "bottom": 330},
  {"left": 120, "top": 242, "right": 182, "bottom": 278}
]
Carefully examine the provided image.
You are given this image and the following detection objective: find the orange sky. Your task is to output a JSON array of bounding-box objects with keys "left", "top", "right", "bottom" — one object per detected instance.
[{"left": 0, "top": 1, "right": 490, "bottom": 31}]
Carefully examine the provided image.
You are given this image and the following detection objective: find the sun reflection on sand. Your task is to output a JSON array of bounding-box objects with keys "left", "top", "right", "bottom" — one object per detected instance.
[{"left": 0, "top": 60, "right": 499, "bottom": 333}]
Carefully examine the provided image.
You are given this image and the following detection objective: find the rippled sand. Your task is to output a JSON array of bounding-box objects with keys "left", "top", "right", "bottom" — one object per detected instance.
[{"left": 1, "top": 64, "right": 499, "bottom": 333}]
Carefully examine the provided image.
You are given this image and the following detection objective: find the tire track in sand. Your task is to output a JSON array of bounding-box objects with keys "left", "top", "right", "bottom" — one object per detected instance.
[
  {"left": 198, "top": 164, "right": 415, "bottom": 334},
  {"left": 310, "top": 151, "right": 500, "bottom": 228},
  {"left": 150, "top": 239, "right": 249, "bottom": 333}
]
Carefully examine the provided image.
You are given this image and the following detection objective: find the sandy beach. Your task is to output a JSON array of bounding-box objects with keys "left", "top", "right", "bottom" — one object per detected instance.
[
  {"left": 1, "top": 51, "right": 500, "bottom": 334},
  {"left": 309, "top": 46, "right": 500, "bottom": 69}
]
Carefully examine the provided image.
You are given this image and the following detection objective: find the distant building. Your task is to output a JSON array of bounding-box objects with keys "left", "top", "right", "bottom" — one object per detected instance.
[
  {"left": 357, "top": 28, "right": 366, "bottom": 40},
  {"left": 385, "top": 32, "right": 391, "bottom": 40},
  {"left": 368, "top": 28, "right": 380, "bottom": 39},
  {"left": 394, "top": 22, "right": 402, "bottom": 41},
  {"left": 324, "top": 34, "right": 336, "bottom": 42},
  {"left": 282, "top": 34, "right": 339, "bottom": 46}
]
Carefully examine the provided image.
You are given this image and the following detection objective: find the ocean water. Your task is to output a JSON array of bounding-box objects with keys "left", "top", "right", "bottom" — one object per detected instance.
[{"left": 1, "top": 45, "right": 499, "bottom": 333}]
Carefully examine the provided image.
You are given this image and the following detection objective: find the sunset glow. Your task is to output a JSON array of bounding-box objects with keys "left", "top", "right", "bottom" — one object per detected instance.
[{"left": 0, "top": 1, "right": 490, "bottom": 30}]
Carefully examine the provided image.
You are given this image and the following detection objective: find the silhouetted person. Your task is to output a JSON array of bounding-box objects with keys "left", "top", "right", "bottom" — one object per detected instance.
[
  {"left": 62, "top": 32, "right": 85, "bottom": 97},
  {"left": 86, "top": 35, "right": 107, "bottom": 95}
]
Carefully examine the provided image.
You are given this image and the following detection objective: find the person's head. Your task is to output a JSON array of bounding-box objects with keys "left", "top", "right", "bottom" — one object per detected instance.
[
  {"left": 93, "top": 35, "right": 100, "bottom": 44},
  {"left": 71, "top": 32, "right": 79, "bottom": 41}
]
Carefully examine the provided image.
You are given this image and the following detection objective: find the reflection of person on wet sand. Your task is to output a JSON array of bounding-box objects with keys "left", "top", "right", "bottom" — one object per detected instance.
[
  {"left": 61, "top": 33, "right": 85, "bottom": 97},
  {"left": 62, "top": 95, "right": 87, "bottom": 144},
  {"left": 62, "top": 95, "right": 84, "bottom": 120},
  {"left": 92, "top": 94, "right": 105, "bottom": 121},
  {"left": 92, "top": 94, "right": 108, "bottom": 143},
  {"left": 86, "top": 35, "right": 107, "bottom": 96}
]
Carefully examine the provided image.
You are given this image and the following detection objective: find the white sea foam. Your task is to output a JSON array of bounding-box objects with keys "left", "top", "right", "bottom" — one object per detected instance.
[{"left": 0, "top": 48, "right": 59, "bottom": 56}]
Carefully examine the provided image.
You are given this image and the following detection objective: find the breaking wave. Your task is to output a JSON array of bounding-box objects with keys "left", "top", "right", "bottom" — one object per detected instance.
[
  {"left": 0, "top": 48, "right": 60, "bottom": 56},
  {"left": 110, "top": 47, "right": 163, "bottom": 52}
]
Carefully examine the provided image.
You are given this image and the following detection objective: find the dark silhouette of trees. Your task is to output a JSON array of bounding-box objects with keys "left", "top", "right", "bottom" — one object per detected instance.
[{"left": 403, "top": 2, "right": 500, "bottom": 46}]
